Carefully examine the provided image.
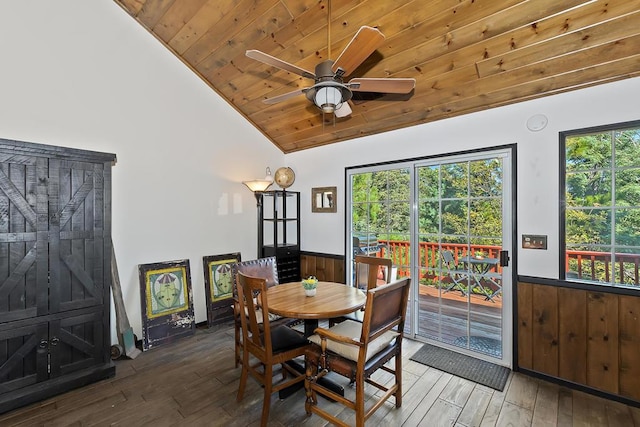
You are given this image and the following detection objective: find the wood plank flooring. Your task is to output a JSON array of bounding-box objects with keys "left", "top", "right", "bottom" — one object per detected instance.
[{"left": 1, "top": 322, "right": 639, "bottom": 426}]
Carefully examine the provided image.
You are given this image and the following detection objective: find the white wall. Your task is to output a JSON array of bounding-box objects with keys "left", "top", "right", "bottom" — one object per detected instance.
[
  {"left": 0, "top": 1, "right": 284, "bottom": 341},
  {"left": 286, "top": 77, "right": 640, "bottom": 279}
]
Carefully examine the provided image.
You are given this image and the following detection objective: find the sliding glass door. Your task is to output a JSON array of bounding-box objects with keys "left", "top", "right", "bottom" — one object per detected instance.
[
  {"left": 415, "top": 152, "right": 511, "bottom": 364},
  {"left": 347, "top": 148, "right": 513, "bottom": 366}
]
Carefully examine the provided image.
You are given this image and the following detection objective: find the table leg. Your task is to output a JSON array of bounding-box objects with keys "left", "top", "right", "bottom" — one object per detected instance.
[
  {"left": 470, "top": 265, "right": 494, "bottom": 300},
  {"left": 304, "top": 319, "right": 319, "bottom": 337}
]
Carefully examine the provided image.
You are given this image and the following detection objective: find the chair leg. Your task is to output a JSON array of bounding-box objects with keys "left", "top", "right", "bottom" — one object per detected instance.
[
  {"left": 355, "top": 370, "right": 365, "bottom": 427},
  {"left": 234, "top": 320, "right": 240, "bottom": 368},
  {"left": 234, "top": 307, "right": 245, "bottom": 369},
  {"left": 395, "top": 355, "right": 402, "bottom": 407},
  {"left": 304, "top": 359, "right": 317, "bottom": 415},
  {"left": 236, "top": 357, "right": 249, "bottom": 401},
  {"left": 261, "top": 364, "right": 273, "bottom": 427}
]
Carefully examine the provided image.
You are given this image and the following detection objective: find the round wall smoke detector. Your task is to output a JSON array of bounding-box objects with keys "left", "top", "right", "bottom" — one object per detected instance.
[{"left": 526, "top": 114, "right": 548, "bottom": 132}]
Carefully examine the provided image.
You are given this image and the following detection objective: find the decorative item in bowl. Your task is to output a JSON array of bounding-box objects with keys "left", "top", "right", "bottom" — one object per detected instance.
[{"left": 302, "top": 276, "right": 318, "bottom": 297}]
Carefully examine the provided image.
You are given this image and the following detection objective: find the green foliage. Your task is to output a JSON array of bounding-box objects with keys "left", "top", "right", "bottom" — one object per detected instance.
[
  {"left": 351, "top": 169, "right": 410, "bottom": 235},
  {"left": 349, "top": 126, "right": 640, "bottom": 287},
  {"left": 564, "top": 126, "right": 640, "bottom": 285},
  {"left": 351, "top": 159, "right": 504, "bottom": 250}
]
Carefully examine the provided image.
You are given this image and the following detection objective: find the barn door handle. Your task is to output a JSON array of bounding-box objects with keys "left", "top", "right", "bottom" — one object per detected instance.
[
  {"left": 50, "top": 337, "right": 59, "bottom": 346},
  {"left": 38, "top": 340, "right": 48, "bottom": 349}
]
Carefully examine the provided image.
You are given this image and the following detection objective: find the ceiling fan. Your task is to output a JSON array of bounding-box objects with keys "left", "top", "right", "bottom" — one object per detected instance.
[{"left": 245, "top": 2, "right": 415, "bottom": 118}]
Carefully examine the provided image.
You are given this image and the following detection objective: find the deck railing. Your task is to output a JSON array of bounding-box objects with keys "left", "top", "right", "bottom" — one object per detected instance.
[
  {"left": 565, "top": 249, "right": 640, "bottom": 285},
  {"left": 376, "top": 239, "right": 640, "bottom": 286}
]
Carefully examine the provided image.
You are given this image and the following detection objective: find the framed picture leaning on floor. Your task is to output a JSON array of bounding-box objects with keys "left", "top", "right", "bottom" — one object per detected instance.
[
  {"left": 203, "top": 252, "right": 241, "bottom": 327},
  {"left": 138, "top": 259, "right": 195, "bottom": 350}
]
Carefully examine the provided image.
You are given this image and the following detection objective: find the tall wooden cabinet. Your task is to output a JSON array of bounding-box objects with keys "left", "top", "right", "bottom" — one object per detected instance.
[
  {"left": 259, "top": 190, "right": 300, "bottom": 283},
  {"left": 0, "top": 139, "right": 116, "bottom": 413}
]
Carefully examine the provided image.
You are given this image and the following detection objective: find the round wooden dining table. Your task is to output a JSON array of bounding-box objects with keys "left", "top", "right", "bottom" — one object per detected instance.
[{"left": 267, "top": 281, "right": 366, "bottom": 336}]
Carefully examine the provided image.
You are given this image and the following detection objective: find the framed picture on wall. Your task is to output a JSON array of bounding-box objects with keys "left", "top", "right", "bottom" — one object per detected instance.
[
  {"left": 203, "top": 252, "right": 241, "bottom": 327},
  {"left": 311, "top": 186, "right": 337, "bottom": 213},
  {"left": 138, "top": 259, "right": 195, "bottom": 351}
]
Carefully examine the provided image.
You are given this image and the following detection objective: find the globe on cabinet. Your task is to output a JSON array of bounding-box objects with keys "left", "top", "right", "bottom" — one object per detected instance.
[{"left": 274, "top": 167, "right": 295, "bottom": 189}]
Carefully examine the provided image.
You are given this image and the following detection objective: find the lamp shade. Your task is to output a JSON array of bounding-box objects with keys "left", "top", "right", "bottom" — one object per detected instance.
[{"left": 243, "top": 180, "right": 273, "bottom": 192}]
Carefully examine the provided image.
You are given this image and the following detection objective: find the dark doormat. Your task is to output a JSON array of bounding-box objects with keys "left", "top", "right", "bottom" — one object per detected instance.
[{"left": 410, "top": 343, "right": 510, "bottom": 391}]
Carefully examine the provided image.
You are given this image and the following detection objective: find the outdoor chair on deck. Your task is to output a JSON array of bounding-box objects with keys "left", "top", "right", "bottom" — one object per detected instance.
[
  {"left": 236, "top": 272, "right": 311, "bottom": 427},
  {"left": 232, "top": 257, "right": 297, "bottom": 367},
  {"left": 304, "top": 277, "right": 411, "bottom": 427},
  {"left": 441, "top": 250, "right": 469, "bottom": 296}
]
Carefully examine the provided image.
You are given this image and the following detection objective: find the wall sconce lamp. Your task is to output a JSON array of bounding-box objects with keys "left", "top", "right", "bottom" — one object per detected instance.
[{"left": 243, "top": 167, "right": 273, "bottom": 206}]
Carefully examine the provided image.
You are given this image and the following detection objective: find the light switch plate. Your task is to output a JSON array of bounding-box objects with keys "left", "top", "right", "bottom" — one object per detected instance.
[{"left": 522, "top": 234, "right": 547, "bottom": 249}]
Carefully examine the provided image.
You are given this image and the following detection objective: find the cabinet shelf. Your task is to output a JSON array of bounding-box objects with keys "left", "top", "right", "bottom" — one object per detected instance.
[{"left": 259, "top": 190, "right": 300, "bottom": 283}]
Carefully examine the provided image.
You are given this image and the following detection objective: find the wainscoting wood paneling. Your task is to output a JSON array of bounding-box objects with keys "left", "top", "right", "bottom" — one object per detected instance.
[
  {"left": 620, "top": 295, "right": 640, "bottom": 400},
  {"left": 517, "top": 282, "right": 533, "bottom": 370},
  {"left": 532, "top": 284, "right": 558, "bottom": 376},
  {"left": 587, "top": 292, "right": 619, "bottom": 394},
  {"left": 300, "top": 253, "right": 345, "bottom": 284},
  {"left": 517, "top": 281, "right": 640, "bottom": 403},
  {"left": 558, "top": 287, "right": 587, "bottom": 384}
]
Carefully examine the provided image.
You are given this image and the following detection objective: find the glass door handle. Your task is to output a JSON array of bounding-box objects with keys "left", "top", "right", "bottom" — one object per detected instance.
[{"left": 499, "top": 250, "right": 509, "bottom": 267}]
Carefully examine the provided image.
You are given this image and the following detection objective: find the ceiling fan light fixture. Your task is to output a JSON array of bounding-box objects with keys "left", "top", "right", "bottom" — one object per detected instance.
[{"left": 314, "top": 86, "right": 342, "bottom": 113}]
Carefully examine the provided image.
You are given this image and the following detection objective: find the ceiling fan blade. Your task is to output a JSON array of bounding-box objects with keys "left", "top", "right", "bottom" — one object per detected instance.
[
  {"left": 332, "top": 26, "right": 385, "bottom": 77},
  {"left": 262, "top": 88, "right": 308, "bottom": 105},
  {"left": 348, "top": 77, "right": 416, "bottom": 94},
  {"left": 334, "top": 101, "right": 352, "bottom": 118},
  {"left": 246, "top": 50, "right": 315, "bottom": 80}
]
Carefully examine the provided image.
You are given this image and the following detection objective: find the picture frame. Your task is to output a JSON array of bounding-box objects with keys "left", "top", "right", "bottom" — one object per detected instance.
[
  {"left": 138, "top": 259, "right": 195, "bottom": 351},
  {"left": 311, "top": 186, "right": 337, "bottom": 213},
  {"left": 203, "top": 252, "right": 241, "bottom": 327}
]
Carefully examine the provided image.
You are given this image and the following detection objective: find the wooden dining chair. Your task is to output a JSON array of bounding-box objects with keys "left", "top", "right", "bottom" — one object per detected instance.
[
  {"left": 354, "top": 254, "right": 393, "bottom": 291},
  {"left": 304, "top": 277, "right": 411, "bottom": 427},
  {"left": 231, "top": 257, "right": 295, "bottom": 367},
  {"left": 235, "top": 272, "right": 311, "bottom": 427},
  {"left": 332, "top": 255, "right": 393, "bottom": 326}
]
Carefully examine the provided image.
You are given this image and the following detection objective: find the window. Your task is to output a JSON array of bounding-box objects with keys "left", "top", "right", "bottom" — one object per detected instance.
[
  {"left": 561, "top": 120, "right": 640, "bottom": 288},
  {"left": 350, "top": 167, "right": 411, "bottom": 267}
]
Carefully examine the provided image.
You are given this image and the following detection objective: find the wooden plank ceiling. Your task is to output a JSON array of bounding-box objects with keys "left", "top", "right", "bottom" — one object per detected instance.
[{"left": 114, "top": 0, "right": 640, "bottom": 153}]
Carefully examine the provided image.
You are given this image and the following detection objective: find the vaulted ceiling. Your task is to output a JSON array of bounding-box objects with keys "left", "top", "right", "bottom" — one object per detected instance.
[{"left": 114, "top": 0, "right": 640, "bottom": 153}]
